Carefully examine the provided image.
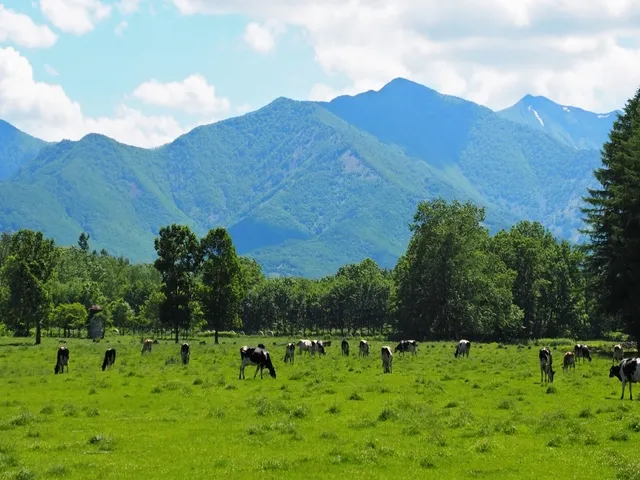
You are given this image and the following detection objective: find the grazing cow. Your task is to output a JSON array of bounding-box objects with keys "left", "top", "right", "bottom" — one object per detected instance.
[
  {"left": 454, "top": 340, "right": 471, "bottom": 358},
  {"left": 54, "top": 346, "right": 69, "bottom": 374},
  {"left": 574, "top": 344, "right": 592, "bottom": 363},
  {"left": 395, "top": 340, "right": 418, "bottom": 356},
  {"left": 539, "top": 348, "right": 555, "bottom": 383},
  {"left": 101, "top": 348, "right": 116, "bottom": 371},
  {"left": 141, "top": 339, "right": 152, "bottom": 354},
  {"left": 284, "top": 343, "right": 295, "bottom": 364},
  {"left": 359, "top": 340, "right": 370, "bottom": 357},
  {"left": 614, "top": 344, "right": 624, "bottom": 364},
  {"left": 381, "top": 346, "right": 393, "bottom": 373},
  {"left": 181, "top": 343, "right": 190, "bottom": 365},
  {"left": 239, "top": 346, "right": 276, "bottom": 380},
  {"left": 610, "top": 358, "right": 640, "bottom": 399},
  {"left": 311, "top": 340, "right": 326, "bottom": 355},
  {"left": 341, "top": 339, "right": 350, "bottom": 356},
  {"left": 562, "top": 351, "right": 575, "bottom": 373},
  {"left": 298, "top": 339, "right": 312, "bottom": 355}
]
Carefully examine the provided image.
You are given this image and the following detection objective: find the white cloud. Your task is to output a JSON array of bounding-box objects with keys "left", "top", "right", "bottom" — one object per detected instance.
[
  {"left": 131, "top": 74, "right": 231, "bottom": 116},
  {"left": 44, "top": 64, "right": 59, "bottom": 76},
  {"left": 170, "top": 0, "right": 640, "bottom": 112},
  {"left": 39, "top": 0, "right": 112, "bottom": 35},
  {"left": 114, "top": 20, "right": 127, "bottom": 36},
  {"left": 242, "top": 21, "right": 282, "bottom": 53},
  {"left": 0, "top": 47, "right": 188, "bottom": 148},
  {"left": 0, "top": 5, "right": 58, "bottom": 48},
  {"left": 116, "top": 0, "right": 142, "bottom": 14}
]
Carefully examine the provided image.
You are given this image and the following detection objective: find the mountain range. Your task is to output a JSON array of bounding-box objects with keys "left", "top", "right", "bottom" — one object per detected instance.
[{"left": 0, "top": 78, "right": 619, "bottom": 277}]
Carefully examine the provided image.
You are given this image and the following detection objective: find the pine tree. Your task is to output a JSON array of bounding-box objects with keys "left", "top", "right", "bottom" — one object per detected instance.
[{"left": 582, "top": 86, "right": 640, "bottom": 350}]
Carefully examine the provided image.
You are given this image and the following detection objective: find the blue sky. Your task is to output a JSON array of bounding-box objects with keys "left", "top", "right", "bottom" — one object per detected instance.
[{"left": 0, "top": 0, "right": 638, "bottom": 147}]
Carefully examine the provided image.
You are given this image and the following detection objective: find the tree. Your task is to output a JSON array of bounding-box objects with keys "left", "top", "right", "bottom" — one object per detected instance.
[
  {"left": 0, "top": 230, "right": 58, "bottom": 344},
  {"left": 582, "top": 86, "right": 640, "bottom": 350},
  {"left": 51, "top": 303, "right": 86, "bottom": 337},
  {"left": 153, "top": 225, "right": 200, "bottom": 343},
  {"left": 199, "top": 228, "right": 243, "bottom": 344},
  {"left": 78, "top": 232, "right": 90, "bottom": 252}
]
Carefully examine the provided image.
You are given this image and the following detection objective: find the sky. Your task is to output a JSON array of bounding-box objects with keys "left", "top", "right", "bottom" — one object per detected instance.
[{"left": 0, "top": 0, "right": 639, "bottom": 148}]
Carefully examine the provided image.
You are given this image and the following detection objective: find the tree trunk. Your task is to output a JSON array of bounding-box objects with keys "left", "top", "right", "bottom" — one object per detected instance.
[
  {"left": 35, "top": 320, "right": 41, "bottom": 345},
  {"left": 174, "top": 324, "right": 179, "bottom": 344},
  {"left": 214, "top": 329, "right": 219, "bottom": 345}
]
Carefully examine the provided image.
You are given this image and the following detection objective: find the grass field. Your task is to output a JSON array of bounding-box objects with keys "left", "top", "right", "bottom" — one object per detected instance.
[{"left": 1, "top": 336, "right": 640, "bottom": 479}]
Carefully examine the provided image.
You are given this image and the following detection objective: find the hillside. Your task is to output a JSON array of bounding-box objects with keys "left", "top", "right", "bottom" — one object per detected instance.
[
  {"left": 0, "top": 78, "right": 611, "bottom": 277},
  {"left": 0, "top": 120, "right": 47, "bottom": 180},
  {"left": 497, "top": 94, "right": 619, "bottom": 150}
]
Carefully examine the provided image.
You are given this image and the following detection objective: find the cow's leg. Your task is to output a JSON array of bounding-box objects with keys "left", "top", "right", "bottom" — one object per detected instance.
[
  {"left": 621, "top": 380, "right": 627, "bottom": 399},
  {"left": 254, "top": 365, "right": 260, "bottom": 378},
  {"left": 630, "top": 382, "right": 634, "bottom": 401}
]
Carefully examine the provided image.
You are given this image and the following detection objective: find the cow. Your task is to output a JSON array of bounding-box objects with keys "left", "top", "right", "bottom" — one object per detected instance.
[
  {"left": 562, "top": 351, "right": 575, "bottom": 373},
  {"left": 454, "top": 340, "right": 471, "bottom": 358},
  {"left": 101, "top": 348, "right": 116, "bottom": 371},
  {"left": 298, "top": 339, "right": 312, "bottom": 355},
  {"left": 539, "top": 348, "right": 555, "bottom": 383},
  {"left": 341, "top": 339, "right": 350, "bottom": 356},
  {"left": 181, "top": 343, "right": 190, "bottom": 365},
  {"left": 359, "top": 340, "right": 370, "bottom": 357},
  {"left": 614, "top": 344, "right": 624, "bottom": 364},
  {"left": 54, "top": 346, "right": 69, "bottom": 374},
  {"left": 311, "top": 340, "right": 326, "bottom": 356},
  {"left": 574, "top": 344, "right": 592, "bottom": 363},
  {"left": 284, "top": 343, "right": 295, "bottom": 364},
  {"left": 395, "top": 340, "right": 418, "bottom": 356},
  {"left": 381, "top": 346, "right": 393, "bottom": 373},
  {"left": 610, "top": 358, "right": 640, "bottom": 399},
  {"left": 141, "top": 339, "right": 152, "bottom": 354},
  {"left": 239, "top": 346, "right": 276, "bottom": 380}
]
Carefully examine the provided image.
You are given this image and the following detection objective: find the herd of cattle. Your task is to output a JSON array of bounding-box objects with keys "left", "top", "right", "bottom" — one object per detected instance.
[{"left": 52, "top": 337, "right": 639, "bottom": 399}]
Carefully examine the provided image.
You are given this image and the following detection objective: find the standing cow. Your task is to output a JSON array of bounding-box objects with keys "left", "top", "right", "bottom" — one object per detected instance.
[
  {"left": 181, "top": 343, "right": 190, "bottom": 365},
  {"left": 284, "top": 343, "right": 295, "bottom": 364},
  {"left": 359, "top": 340, "right": 370, "bottom": 357},
  {"left": 610, "top": 358, "right": 640, "bottom": 400},
  {"left": 613, "top": 345, "right": 624, "bottom": 364},
  {"left": 574, "top": 344, "right": 592, "bottom": 363},
  {"left": 298, "top": 339, "right": 312, "bottom": 355},
  {"left": 141, "top": 339, "right": 153, "bottom": 354},
  {"left": 395, "top": 340, "right": 418, "bottom": 356},
  {"left": 311, "top": 340, "right": 326, "bottom": 356},
  {"left": 454, "top": 340, "right": 471, "bottom": 358},
  {"left": 539, "top": 347, "right": 555, "bottom": 383},
  {"left": 381, "top": 346, "right": 393, "bottom": 373},
  {"left": 239, "top": 346, "right": 276, "bottom": 379},
  {"left": 341, "top": 339, "right": 350, "bottom": 356},
  {"left": 101, "top": 348, "right": 116, "bottom": 371},
  {"left": 54, "top": 346, "right": 69, "bottom": 374},
  {"left": 562, "top": 351, "right": 575, "bottom": 373}
]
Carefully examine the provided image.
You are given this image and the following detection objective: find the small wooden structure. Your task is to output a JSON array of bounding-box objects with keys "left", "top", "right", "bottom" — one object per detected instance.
[{"left": 87, "top": 304, "right": 104, "bottom": 339}]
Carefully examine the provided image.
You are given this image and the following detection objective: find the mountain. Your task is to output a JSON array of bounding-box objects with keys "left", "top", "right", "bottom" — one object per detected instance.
[
  {"left": 0, "top": 79, "right": 610, "bottom": 277},
  {"left": 497, "top": 94, "right": 620, "bottom": 150},
  {"left": 0, "top": 120, "right": 47, "bottom": 180}
]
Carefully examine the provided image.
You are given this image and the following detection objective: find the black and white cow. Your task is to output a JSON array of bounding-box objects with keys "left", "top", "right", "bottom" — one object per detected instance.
[
  {"left": 298, "top": 339, "right": 312, "bottom": 355},
  {"left": 574, "top": 344, "right": 592, "bottom": 363},
  {"left": 613, "top": 344, "right": 624, "bottom": 364},
  {"left": 381, "top": 346, "right": 393, "bottom": 373},
  {"left": 539, "top": 347, "right": 555, "bottom": 383},
  {"left": 101, "top": 348, "right": 116, "bottom": 371},
  {"left": 311, "top": 340, "right": 326, "bottom": 355},
  {"left": 141, "top": 338, "right": 153, "bottom": 354},
  {"left": 181, "top": 343, "right": 190, "bottom": 365},
  {"left": 395, "top": 340, "right": 418, "bottom": 356},
  {"left": 454, "top": 340, "right": 471, "bottom": 358},
  {"left": 359, "top": 340, "right": 370, "bottom": 357},
  {"left": 610, "top": 358, "right": 640, "bottom": 400},
  {"left": 284, "top": 343, "right": 295, "bottom": 364},
  {"left": 562, "top": 351, "right": 575, "bottom": 373},
  {"left": 54, "top": 346, "right": 69, "bottom": 374},
  {"left": 341, "top": 339, "right": 350, "bottom": 356},
  {"left": 239, "top": 346, "right": 276, "bottom": 380}
]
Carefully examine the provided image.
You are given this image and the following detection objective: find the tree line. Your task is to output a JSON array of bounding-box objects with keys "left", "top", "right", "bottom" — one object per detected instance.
[{"left": 1, "top": 86, "right": 640, "bottom": 347}]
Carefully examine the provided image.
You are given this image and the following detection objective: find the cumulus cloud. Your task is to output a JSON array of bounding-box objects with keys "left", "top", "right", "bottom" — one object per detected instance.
[
  {"left": 116, "top": 0, "right": 142, "bottom": 14},
  {"left": 131, "top": 74, "right": 231, "bottom": 116},
  {"left": 0, "top": 5, "right": 58, "bottom": 48},
  {"left": 242, "top": 21, "right": 283, "bottom": 53},
  {"left": 39, "top": 0, "right": 112, "bottom": 35},
  {"left": 0, "top": 47, "right": 188, "bottom": 148},
  {"left": 170, "top": 0, "right": 640, "bottom": 111}
]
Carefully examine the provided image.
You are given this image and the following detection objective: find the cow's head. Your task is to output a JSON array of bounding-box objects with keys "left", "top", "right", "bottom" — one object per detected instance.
[{"left": 610, "top": 365, "right": 622, "bottom": 380}]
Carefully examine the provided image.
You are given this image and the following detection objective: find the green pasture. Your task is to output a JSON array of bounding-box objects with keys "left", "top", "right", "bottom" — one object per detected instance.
[{"left": 1, "top": 337, "right": 639, "bottom": 479}]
